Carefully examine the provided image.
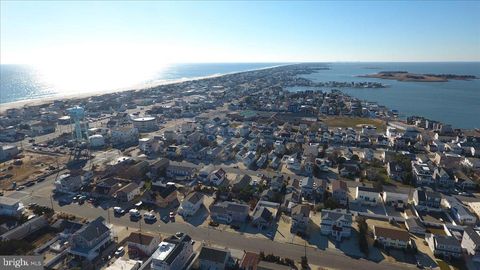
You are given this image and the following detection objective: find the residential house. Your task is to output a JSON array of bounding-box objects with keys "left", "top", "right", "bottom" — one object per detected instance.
[
  {"left": 150, "top": 234, "right": 193, "bottom": 270},
  {"left": 0, "top": 145, "right": 19, "bottom": 161},
  {"left": 461, "top": 227, "right": 480, "bottom": 261},
  {"left": 166, "top": 164, "right": 198, "bottom": 181},
  {"left": 147, "top": 183, "right": 178, "bottom": 208},
  {"left": 269, "top": 175, "right": 285, "bottom": 192},
  {"left": 282, "top": 190, "right": 301, "bottom": 213},
  {"left": 94, "top": 177, "right": 130, "bottom": 198},
  {"left": 105, "top": 258, "right": 141, "bottom": 270},
  {"left": 240, "top": 252, "right": 260, "bottom": 270},
  {"left": 332, "top": 180, "right": 348, "bottom": 206},
  {"left": 251, "top": 206, "right": 273, "bottom": 229},
  {"left": 231, "top": 174, "right": 251, "bottom": 192},
  {"left": 115, "top": 182, "right": 141, "bottom": 202},
  {"left": 198, "top": 245, "right": 231, "bottom": 270},
  {"left": 426, "top": 234, "right": 462, "bottom": 259},
  {"left": 405, "top": 217, "right": 426, "bottom": 235},
  {"left": 387, "top": 162, "right": 405, "bottom": 182},
  {"left": 433, "top": 167, "right": 455, "bottom": 188},
  {"left": 243, "top": 151, "right": 257, "bottom": 167},
  {"left": 127, "top": 232, "right": 162, "bottom": 258},
  {"left": 69, "top": 217, "right": 112, "bottom": 261},
  {"left": 150, "top": 158, "right": 170, "bottom": 180},
  {"left": 381, "top": 191, "right": 408, "bottom": 209},
  {"left": 300, "top": 177, "right": 314, "bottom": 198},
  {"left": 413, "top": 189, "right": 441, "bottom": 211},
  {"left": 339, "top": 163, "right": 360, "bottom": 178},
  {"left": 54, "top": 173, "right": 87, "bottom": 193},
  {"left": 210, "top": 201, "right": 250, "bottom": 224},
  {"left": 355, "top": 186, "right": 379, "bottom": 205},
  {"left": 257, "top": 261, "right": 292, "bottom": 270},
  {"left": 452, "top": 170, "right": 477, "bottom": 190},
  {"left": 320, "top": 209, "right": 352, "bottom": 241},
  {"left": 0, "top": 216, "right": 48, "bottom": 241},
  {"left": 291, "top": 204, "right": 310, "bottom": 233},
  {"left": 373, "top": 226, "right": 411, "bottom": 249},
  {"left": 0, "top": 197, "right": 24, "bottom": 217},
  {"left": 111, "top": 124, "right": 139, "bottom": 146},
  {"left": 412, "top": 162, "right": 434, "bottom": 186},
  {"left": 178, "top": 192, "right": 204, "bottom": 217},
  {"left": 209, "top": 168, "right": 227, "bottom": 186},
  {"left": 444, "top": 197, "right": 477, "bottom": 225}
]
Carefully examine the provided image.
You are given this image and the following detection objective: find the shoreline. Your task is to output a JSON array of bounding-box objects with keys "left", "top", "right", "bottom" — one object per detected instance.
[{"left": 0, "top": 63, "right": 292, "bottom": 113}]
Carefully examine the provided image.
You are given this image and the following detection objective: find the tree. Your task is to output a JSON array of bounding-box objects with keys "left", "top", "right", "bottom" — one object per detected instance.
[
  {"left": 357, "top": 217, "right": 369, "bottom": 257},
  {"left": 324, "top": 197, "right": 339, "bottom": 209}
]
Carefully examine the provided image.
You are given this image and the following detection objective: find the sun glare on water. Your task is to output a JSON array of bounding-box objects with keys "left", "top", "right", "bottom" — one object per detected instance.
[{"left": 30, "top": 42, "right": 170, "bottom": 96}]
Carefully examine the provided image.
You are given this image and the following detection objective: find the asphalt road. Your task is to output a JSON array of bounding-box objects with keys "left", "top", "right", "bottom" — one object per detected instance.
[{"left": 15, "top": 184, "right": 415, "bottom": 270}]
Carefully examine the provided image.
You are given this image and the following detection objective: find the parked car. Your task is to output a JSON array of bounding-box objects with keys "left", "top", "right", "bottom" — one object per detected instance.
[
  {"left": 129, "top": 209, "right": 141, "bottom": 220},
  {"left": 113, "top": 207, "right": 125, "bottom": 216},
  {"left": 144, "top": 212, "right": 157, "bottom": 223},
  {"left": 36, "top": 177, "right": 46, "bottom": 183},
  {"left": 114, "top": 246, "right": 125, "bottom": 257}
]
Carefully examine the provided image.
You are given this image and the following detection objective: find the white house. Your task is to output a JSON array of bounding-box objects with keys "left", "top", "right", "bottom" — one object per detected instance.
[
  {"left": 208, "top": 168, "right": 227, "bottom": 186},
  {"left": 54, "top": 172, "right": 91, "bottom": 193},
  {"left": 374, "top": 226, "right": 411, "bottom": 249},
  {"left": 115, "top": 183, "right": 141, "bottom": 202},
  {"left": 320, "top": 209, "right": 352, "bottom": 241},
  {"left": 243, "top": 151, "right": 257, "bottom": 167},
  {"left": 111, "top": 124, "right": 139, "bottom": 146},
  {"left": 381, "top": 191, "right": 409, "bottom": 209},
  {"left": 127, "top": 232, "right": 162, "bottom": 257},
  {"left": 355, "top": 186, "right": 379, "bottom": 205},
  {"left": 0, "top": 197, "right": 24, "bottom": 217},
  {"left": 151, "top": 234, "right": 193, "bottom": 270},
  {"left": 178, "top": 192, "right": 204, "bottom": 217},
  {"left": 426, "top": 234, "right": 462, "bottom": 259}
]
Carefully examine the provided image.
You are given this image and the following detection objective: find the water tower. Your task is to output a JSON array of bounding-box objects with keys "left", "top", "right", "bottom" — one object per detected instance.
[
  {"left": 66, "top": 106, "right": 89, "bottom": 165},
  {"left": 67, "top": 106, "right": 88, "bottom": 141}
]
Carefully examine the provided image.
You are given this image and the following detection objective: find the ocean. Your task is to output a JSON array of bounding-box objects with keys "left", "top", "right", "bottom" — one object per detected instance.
[
  {"left": 1, "top": 62, "right": 479, "bottom": 129},
  {"left": 0, "top": 63, "right": 284, "bottom": 104}
]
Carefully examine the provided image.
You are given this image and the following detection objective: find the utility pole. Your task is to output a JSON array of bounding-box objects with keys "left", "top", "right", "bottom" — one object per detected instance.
[{"left": 50, "top": 195, "right": 54, "bottom": 210}]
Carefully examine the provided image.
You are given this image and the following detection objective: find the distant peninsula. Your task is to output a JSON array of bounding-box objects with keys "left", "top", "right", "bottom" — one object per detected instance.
[{"left": 359, "top": 71, "right": 477, "bottom": 82}]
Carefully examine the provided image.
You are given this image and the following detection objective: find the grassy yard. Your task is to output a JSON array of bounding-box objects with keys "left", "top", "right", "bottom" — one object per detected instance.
[{"left": 321, "top": 116, "right": 387, "bottom": 132}]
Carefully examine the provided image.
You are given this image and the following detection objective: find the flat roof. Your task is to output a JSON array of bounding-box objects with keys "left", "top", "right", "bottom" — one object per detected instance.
[{"left": 152, "top": 242, "right": 176, "bottom": 261}]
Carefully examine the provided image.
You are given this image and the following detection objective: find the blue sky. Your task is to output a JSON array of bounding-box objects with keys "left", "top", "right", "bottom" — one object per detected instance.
[{"left": 1, "top": 1, "right": 480, "bottom": 63}]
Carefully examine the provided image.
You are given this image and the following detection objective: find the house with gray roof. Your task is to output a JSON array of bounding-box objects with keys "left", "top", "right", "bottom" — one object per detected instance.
[
  {"left": 291, "top": 204, "right": 310, "bottom": 233},
  {"left": 0, "top": 197, "right": 24, "bottom": 217},
  {"left": 462, "top": 227, "right": 480, "bottom": 262},
  {"left": 251, "top": 206, "right": 273, "bottom": 229},
  {"left": 198, "top": 245, "right": 231, "bottom": 270},
  {"left": 69, "top": 217, "right": 112, "bottom": 261},
  {"left": 209, "top": 201, "right": 249, "bottom": 224},
  {"left": 178, "top": 192, "right": 204, "bottom": 217},
  {"left": 426, "top": 233, "right": 462, "bottom": 259},
  {"left": 320, "top": 209, "right": 352, "bottom": 241}
]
